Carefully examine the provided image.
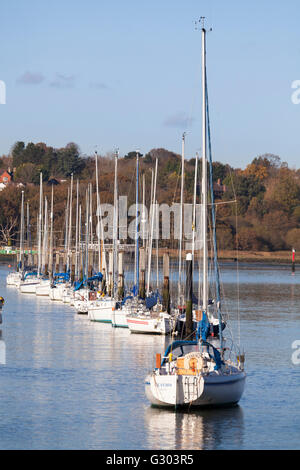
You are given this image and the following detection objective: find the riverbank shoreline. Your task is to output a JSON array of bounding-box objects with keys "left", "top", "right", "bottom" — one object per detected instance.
[
  {"left": 0, "top": 250, "right": 295, "bottom": 265},
  {"left": 155, "top": 249, "right": 295, "bottom": 264}
]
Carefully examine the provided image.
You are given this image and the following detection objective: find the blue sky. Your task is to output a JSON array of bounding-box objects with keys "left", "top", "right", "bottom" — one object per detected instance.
[{"left": 0, "top": 0, "right": 300, "bottom": 168}]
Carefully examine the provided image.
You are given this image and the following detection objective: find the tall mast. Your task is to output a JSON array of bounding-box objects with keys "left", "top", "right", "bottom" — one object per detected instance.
[
  {"left": 192, "top": 152, "right": 199, "bottom": 262},
  {"left": 84, "top": 188, "right": 89, "bottom": 281},
  {"left": 155, "top": 199, "right": 159, "bottom": 292},
  {"left": 112, "top": 149, "right": 119, "bottom": 298},
  {"left": 19, "top": 190, "right": 25, "bottom": 270},
  {"left": 67, "top": 174, "right": 73, "bottom": 272},
  {"left": 147, "top": 168, "right": 154, "bottom": 256},
  {"left": 146, "top": 157, "right": 158, "bottom": 296},
  {"left": 64, "top": 188, "right": 70, "bottom": 252},
  {"left": 26, "top": 201, "right": 32, "bottom": 266},
  {"left": 135, "top": 151, "right": 140, "bottom": 293},
  {"left": 78, "top": 204, "right": 82, "bottom": 280},
  {"left": 201, "top": 26, "right": 208, "bottom": 312},
  {"left": 178, "top": 132, "right": 186, "bottom": 305},
  {"left": 37, "top": 172, "right": 43, "bottom": 277},
  {"left": 75, "top": 180, "right": 79, "bottom": 279},
  {"left": 49, "top": 185, "right": 54, "bottom": 276},
  {"left": 205, "top": 64, "right": 223, "bottom": 349},
  {"left": 42, "top": 196, "right": 48, "bottom": 273},
  {"left": 95, "top": 152, "right": 101, "bottom": 273},
  {"left": 89, "top": 183, "right": 93, "bottom": 247},
  {"left": 142, "top": 173, "right": 145, "bottom": 248}
]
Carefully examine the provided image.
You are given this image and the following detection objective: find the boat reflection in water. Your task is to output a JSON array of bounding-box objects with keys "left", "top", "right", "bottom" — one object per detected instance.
[
  {"left": 145, "top": 405, "right": 244, "bottom": 450},
  {"left": 0, "top": 330, "right": 5, "bottom": 365}
]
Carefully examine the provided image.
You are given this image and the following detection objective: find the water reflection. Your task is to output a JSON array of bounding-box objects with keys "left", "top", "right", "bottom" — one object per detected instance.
[
  {"left": 145, "top": 405, "right": 244, "bottom": 450},
  {"left": 1, "top": 263, "right": 300, "bottom": 450},
  {"left": 0, "top": 330, "right": 5, "bottom": 365}
]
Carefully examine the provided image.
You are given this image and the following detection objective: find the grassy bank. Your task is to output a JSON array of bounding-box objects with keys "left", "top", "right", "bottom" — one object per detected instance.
[{"left": 155, "top": 249, "right": 294, "bottom": 264}]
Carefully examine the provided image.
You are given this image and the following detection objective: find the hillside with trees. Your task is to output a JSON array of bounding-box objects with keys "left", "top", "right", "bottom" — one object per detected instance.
[{"left": 0, "top": 141, "right": 300, "bottom": 253}]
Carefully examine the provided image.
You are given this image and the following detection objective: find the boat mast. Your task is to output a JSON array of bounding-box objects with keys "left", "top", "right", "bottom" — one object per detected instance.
[
  {"left": 42, "top": 196, "right": 48, "bottom": 274},
  {"left": 37, "top": 173, "right": 43, "bottom": 278},
  {"left": 67, "top": 174, "right": 73, "bottom": 272},
  {"left": 205, "top": 68, "right": 224, "bottom": 350},
  {"left": 155, "top": 199, "right": 159, "bottom": 292},
  {"left": 95, "top": 152, "right": 101, "bottom": 273},
  {"left": 135, "top": 151, "right": 140, "bottom": 294},
  {"left": 142, "top": 173, "right": 145, "bottom": 248},
  {"left": 64, "top": 188, "right": 70, "bottom": 253},
  {"left": 75, "top": 179, "right": 79, "bottom": 279},
  {"left": 19, "top": 190, "right": 25, "bottom": 271},
  {"left": 201, "top": 26, "right": 208, "bottom": 313},
  {"left": 78, "top": 204, "right": 82, "bottom": 280},
  {"left": 146, "top": 157, "right": 158, "bottom": 296},
  {"left": 192, "top": 152, "right": 198, "bottom": 262},
  {"left": 178, "top": 132, "right": 186, "bottom": 305},
  {"left": 49, "top": 184, "right": 54, "bottom": 277},
  {"left": 26, "top": 201, "right": 32, "bottom": 266},
  {"left": 84, "top": 188, "right": 89, "bottom": 282},
  {"left": 112, "top": 149, "right": 119, "bottom": 298}
]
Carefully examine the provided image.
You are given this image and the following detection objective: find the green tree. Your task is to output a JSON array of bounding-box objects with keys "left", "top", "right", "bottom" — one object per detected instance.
[
  {"left": 124, "top": 151, "right": 143, "bottom": 160},
  {"left": 11, "top": 141, "right": 25, "bottom": 167}
]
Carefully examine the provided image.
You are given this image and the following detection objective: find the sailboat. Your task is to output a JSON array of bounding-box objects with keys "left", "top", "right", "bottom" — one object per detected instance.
[
  {"left": 19, "top": 176, "right": 44, "bottom": 293},
  {"left": 6, "top": 190, "right": 25, "bottom": 287},
  {"left": 87, "top": 151, "right": 118, "bottom": 322},
  {"left": 145, "top": 25, "right": 246, "bottom": 407},
  {"left": 125, "top": 153, "right": 173, "bottom": 335}
]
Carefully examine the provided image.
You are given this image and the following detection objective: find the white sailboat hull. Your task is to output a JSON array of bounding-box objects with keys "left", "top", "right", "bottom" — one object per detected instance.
[
  {"left": 20, "top": 280, "right": 40, "bottom": 293},
  {"left": 127, "top": 314, "right": 172, "bottom": 335},
  {"left": 35, "top": 280, "right": 51, "bottom": 296},
  {"left": 49, "top": 284, "right": 67, "bottom": 301},
  {"left": 73, "top": 288, "right": 91, "bottom": 314},
  {"left": 62, "top": 287, "right": 72, "bottom": 303},
  {"left": 111, "top": 308, "right": 129, "bottom": 328},
  {"left": 88, "top": 299, "right": 115, "bottom": 323},
  {"left": 145, "top": 371, "right": 246, "bottom": 408},
  {"left": 6, "top": 272, "right": 22, "bottom": 286},
  {"left": 74, "top": 299, "right": 89, "bottom": 314}
]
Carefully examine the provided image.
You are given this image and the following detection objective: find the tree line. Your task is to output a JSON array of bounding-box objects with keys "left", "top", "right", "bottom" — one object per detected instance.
[{"left": 0, "top": 142, "right": 299, "bottom": 252}]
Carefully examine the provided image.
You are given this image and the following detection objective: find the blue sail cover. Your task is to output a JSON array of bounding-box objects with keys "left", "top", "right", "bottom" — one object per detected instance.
[
  {"left": 74, "top": 279, "right": 84, "bottom": 291},
  {"left": 73, "top": 272, "right": 102, "bottom": 291},
  {"left": 201, "top": 340, "right": 224, "bottom": 370},
  {"left": 145, "top": 292, "right": 161, "bottom": 309},
  {"left": 199, "top": 311, "right": 210, "bottom": 341},
  {"left": 121, "top": 295, "right": 133, "bottom": 306},
  {"left": 87, "top": 272, "right": 103, "bottom": 283},
  {"left": 132, "top": 285, "right": 138, "bottom": 297},
  {"left": 24, "top": 271, "right": 38, "bottom": 280}
]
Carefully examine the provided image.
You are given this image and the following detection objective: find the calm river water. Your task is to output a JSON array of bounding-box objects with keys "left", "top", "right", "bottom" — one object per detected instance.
[{"left": 0, "top": 262, "right": 299, "bottom": 450}]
